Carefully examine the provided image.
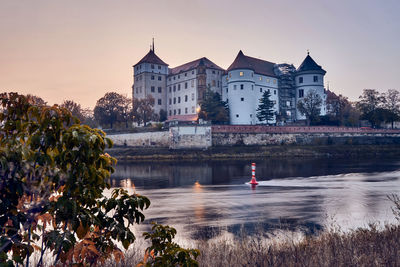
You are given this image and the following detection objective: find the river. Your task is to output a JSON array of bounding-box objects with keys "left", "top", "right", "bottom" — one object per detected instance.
[{"left": 110, "top": 157, "right": 400, "bottom": 240}]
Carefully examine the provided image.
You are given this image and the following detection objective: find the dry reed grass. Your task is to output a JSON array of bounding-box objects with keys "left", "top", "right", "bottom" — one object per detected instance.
[{"left": 108, "top": 223, "right": 400, "bottom": 266}]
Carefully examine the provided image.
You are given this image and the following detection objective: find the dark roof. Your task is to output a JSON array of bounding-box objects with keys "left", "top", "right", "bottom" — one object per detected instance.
[
  {"left": 227, "top": 50, "right": 276, "bottom": 77},
  {"left": 169, "top": 57, "right": 224, "bottom": 75},
  {"left": 297, "top": 54, "right": 326, "bottom": 74},
  {"left": 133, "top": 49, "right": 168, "bottom": 67}
]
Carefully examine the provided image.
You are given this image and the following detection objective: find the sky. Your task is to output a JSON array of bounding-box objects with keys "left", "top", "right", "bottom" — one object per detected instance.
[{"left": 1, "top": 0, "right": 399, "bottom": 109}]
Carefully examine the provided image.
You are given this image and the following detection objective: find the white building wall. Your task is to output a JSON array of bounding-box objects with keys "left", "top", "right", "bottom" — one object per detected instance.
[
  {"left": 167, "top": 69, "right": 198, "bottom": 116},
  {"left": 133, "top": 63, "right": 168, "bottom": 115},
  {"left": 226, "top": 69, "right": 279, "bottom": 125},
  {"left": 295, "top": 72, "right": 327, "bottom": 120}
]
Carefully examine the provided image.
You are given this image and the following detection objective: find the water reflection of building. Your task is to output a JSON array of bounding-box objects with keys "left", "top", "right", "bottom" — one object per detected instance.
[{"left": 111, "top": 162, "right": 213, "bottom": 189}]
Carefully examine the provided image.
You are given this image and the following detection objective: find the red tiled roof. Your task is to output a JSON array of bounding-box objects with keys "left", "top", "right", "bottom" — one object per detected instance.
[
  {"left": 227, "top": 50, "right": 277, "bottom": 77},
  {"left": 167, "top": 114, "right": 198, "bottom": 122},
  {"left": 297, "top": 54, "right": 326, "bottom": 74},
  {"left": 133, "top": 49, "right": 168, "bottom": 67},
  {"left": 169, "top": 57, "right": 224, "bottom": 75}
]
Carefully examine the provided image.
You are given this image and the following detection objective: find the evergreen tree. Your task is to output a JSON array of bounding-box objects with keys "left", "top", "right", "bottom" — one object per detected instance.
[
  {"left": 199, "top": 88, "right": 229, "bottom": 124},
  {"left": 256, "top": 90, "right": 275, "bottom": 124}
]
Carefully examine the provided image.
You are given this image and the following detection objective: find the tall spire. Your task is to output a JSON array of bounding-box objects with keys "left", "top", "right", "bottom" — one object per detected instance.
[{"left": 152, "top": 38, "right": 155, "bottom": 52}]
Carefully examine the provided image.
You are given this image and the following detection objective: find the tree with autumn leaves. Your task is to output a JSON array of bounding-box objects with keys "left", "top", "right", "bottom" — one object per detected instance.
[{"left": 0, "top": 93, "right": 198, "bottom": 266}]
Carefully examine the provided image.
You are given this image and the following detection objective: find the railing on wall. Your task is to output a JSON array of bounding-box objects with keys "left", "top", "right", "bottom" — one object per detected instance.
[{"left": 211, "top": 125, "right": 400, "bottom": 134}]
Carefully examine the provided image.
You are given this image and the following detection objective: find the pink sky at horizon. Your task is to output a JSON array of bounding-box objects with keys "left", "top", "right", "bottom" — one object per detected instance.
[{"left": 1, "top": 0, "right": 399, "bottom": 109}]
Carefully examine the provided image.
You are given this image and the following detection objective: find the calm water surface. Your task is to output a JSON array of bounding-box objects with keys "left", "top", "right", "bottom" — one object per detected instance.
[{"left": 110, "top": 158, "right": 400, "bottom": 239}]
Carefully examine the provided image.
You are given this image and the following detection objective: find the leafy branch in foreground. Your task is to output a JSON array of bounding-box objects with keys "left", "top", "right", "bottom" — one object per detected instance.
[
  {"left": 0, "top": 92, "right": 150, "bottom": 266},
  {"left": 138, "top": 223, "right": 200, "bottom": 267}
]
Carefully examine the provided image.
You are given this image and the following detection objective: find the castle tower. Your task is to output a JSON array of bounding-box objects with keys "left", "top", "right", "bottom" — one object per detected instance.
[
  {"left": 295, "top": 52, "right": 327, "bottom": 120},
  {"left": 132, "top": 44, "right": 168, "bottom": 117},
  {"left": 225, "top": 51, "right": 279, "bottom": 125}
]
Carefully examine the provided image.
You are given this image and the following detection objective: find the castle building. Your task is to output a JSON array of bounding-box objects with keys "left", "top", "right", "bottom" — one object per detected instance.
[{"left": 132, "top": 46, "right": 327, "bottom": 125}]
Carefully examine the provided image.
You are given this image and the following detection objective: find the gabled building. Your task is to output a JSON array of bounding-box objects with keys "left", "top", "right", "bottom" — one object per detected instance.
[{"left": 132, "top": 46, "right": 327, "bottom": 125}]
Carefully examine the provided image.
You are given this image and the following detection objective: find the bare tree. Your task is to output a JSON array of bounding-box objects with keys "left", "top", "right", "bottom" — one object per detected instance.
[{"left": 297, "top": 90, "right": 323, "bottom": 125}]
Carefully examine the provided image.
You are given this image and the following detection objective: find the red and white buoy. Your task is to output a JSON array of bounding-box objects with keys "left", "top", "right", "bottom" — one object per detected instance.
[{"left": 249, "top": 163, "right": 258, "bottom": 185}]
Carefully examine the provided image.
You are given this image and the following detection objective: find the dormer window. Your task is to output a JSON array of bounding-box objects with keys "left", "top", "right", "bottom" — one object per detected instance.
[
  {"left": 151, "top": 64, "right": 155, "bottom": 69},
  {"left": 313, "top": 76, "right": 318, "bottom": 82},
  {"left": 239, "top": 71, "right": 244, "bottom": 76},
  {"left": 299, "top": 77, "right": 303, "bottom": 83}
]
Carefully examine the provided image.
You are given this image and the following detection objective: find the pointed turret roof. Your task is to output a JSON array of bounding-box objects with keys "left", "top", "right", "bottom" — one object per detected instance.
[
  {"left": 297, "top": 53, "right": 326, "bottom": 74},
  {"left": 133, "top": 49, "right": 168, "bottom": 67},
  {"left": 227, "top": 50, "right": 276, "bottom": 77}
]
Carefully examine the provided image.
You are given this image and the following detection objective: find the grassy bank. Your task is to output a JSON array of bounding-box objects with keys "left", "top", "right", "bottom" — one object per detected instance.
[
  {"left": 108, "top": 144, "right": 400, "bottom": 162},
  {"left": 110, "top": 224, "right": 400, "bottom": 266}
]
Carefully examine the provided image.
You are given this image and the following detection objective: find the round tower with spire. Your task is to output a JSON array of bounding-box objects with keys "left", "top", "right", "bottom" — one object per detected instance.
[{"left": 295, "top": 52, "right": 327, "bottom": 120}]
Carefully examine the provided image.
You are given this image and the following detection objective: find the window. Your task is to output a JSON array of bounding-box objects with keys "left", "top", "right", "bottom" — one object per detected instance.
[
  {"left": 286, "top": 111, "right": 291, "bottom": 116},
  {"left": 286, "top": 101, "right": 291, "bottom": 107},
  {"left": 136, "top": 88, "right": 138, "bottom": 94},
  {"left": 259, "top": 77, "right": 262, "bottom": 81},
  {"left": 151, "top": 76, "right": 155, "bottom": 80},
  {"left": 173, "top": 85, "right": 176, "bottom": 92},
  {"left": 178, "top": 97, "right": 181, "bottom": 103},
  {"left": 266, "top": 78, "right": 270, "bottom": 83},
  {"left": 191, "top": 93, "right": 194, "bottom": 101},
  {"left": 169, "top": 98, "right": 172, "bottom": 105},
  {"left": 226, "top": 76, "right": 228, "bottom": 81},
  {"left": 192, "top": 70, "right": 194, "bottom": 74},
  {"left": 299, "top": 89, "right": 304, "bottom": 98},
  {"left": 185, "top": 73, "right": 187, "bottom": 77},
  {"left": 158, "top": 65, "right": 161, "bottom": 70},
  {"left": 241, "top": 97, "right": 244, "bottom": 101},
  {"left": 192, "top": 106, "right": 195, "bottom": 113},
  {"left": 174, "top": 110, "right": 176, "bottom": 115},
  {"left": 178, "top": 109, "right": 181, "bottom": 115},
  {"left": 136, "top": 77, "right": 139, "bottom": 81},
  {"left": 178, "top": 75, "right": 180, "bottom": 79},
  {"left": 212, "top": 70, "right": 216, "bottom": 74},
  {"left": 185, "top": 95, "right": 188, "bottom": 102},
  {"left": 251, "top": 85, "right": 254, "bottom": 90},
  {"left": 260, "top": 88, "right": 262, "bottom": 92},
  {"left": 151, "top": 86, "right": 155, "bottom": 92},
  {"left": 273, "top": 79, "right": 276, "bottom": 84},
  {"left": 173, "top": 97, "right": 176, "bottom": 104},
  {"left": 226, "top": 88, "right": 228, "bottom": 93},
  {"left": 169, "top": 110, "right": 172, "bottom": 116},
  {"left": 169, "top": 87, "right": 171, "bottom": 93},
  {"left": 250, "top": 114, "right": 252, "bottom": 117},
  {"left": 274, "top": 90, "right": 276, "bottom": 95},
  {"left": 158, "top": 99, "right": 162, "bottom": 105},
  {"left": 185, "top": 82, "right": 188, "bottom": 89},
  {"left": 239, "top": 71, "right": 244, "bottom": 76},
  {"left": 151, "top": 64, "right": 154, "bottom": 69},
  {"left": 234, "top": 85, "right": 237, "bottom": 90},
  {"left": 178, "top": 84, "right": 181, "bottom": 91},
  {"left": 158, "top": 76, "right": 162, "bottom": 81},
  {"left": 173, "top": 77, "right": 176, "bottom": 80},
  {"left": 240, "top": 84, "right": 244, "bottom": 90},
  {"left": 191, "top": 80, "right": 194, "bottom": 87},
  {"left": 169, "top": 78, "right": 171, "bottom": 81},
  {"left": 185, "top": 107, "right": 188, "bottom": 114},
  {"left": 313, "top": 76, "right": 318, "bottom": 82},
  {"left": 299, "top": 77, "right": 303, "bottom": 83},
  {"left": 229, "top": 73, "right": 232, "bottom": 78},
  {"left": 273, "top": 100, "right": 277, "bottom": 104},
  {"left": 212, "top": 80, "right": 216, "bottom": 86},
  {"left": 236, "top": 114, "right": 239, "bottom": 118},
  {"left": 217, "top": 81, "right": 220, "bottom": 87},
  {"left": 158, "top": 87, "right": 162, "bottom": 93}
]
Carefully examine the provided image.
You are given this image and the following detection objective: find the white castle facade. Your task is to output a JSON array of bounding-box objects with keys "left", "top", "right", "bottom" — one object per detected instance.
[{"left": 132, "top": 46, "right": 327, "bottom": 125}]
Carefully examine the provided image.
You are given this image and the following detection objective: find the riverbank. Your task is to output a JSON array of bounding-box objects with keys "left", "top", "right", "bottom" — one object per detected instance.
[
  {"left": 108, "top": 223, "right": 400, "bottom": 266},
  {"left": 108, "top": 144, "right": 400, "bottom": 162}
]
